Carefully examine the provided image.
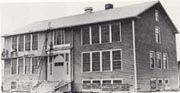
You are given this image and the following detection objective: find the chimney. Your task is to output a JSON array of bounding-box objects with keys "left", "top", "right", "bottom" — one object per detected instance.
[
  {"left": 105, "top": 3, "right": 113, "bottom": 10},
  {"left": 84, "top": 7, "right": 93, "bottom": 13}
]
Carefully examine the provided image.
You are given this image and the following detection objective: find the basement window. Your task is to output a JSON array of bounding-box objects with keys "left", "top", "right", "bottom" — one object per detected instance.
[
  {"left": 54, "top": 62, "right": 64, "bottom": 66},
  {"left": 11, "top": 82, "right": 16, "bottom": 89}
]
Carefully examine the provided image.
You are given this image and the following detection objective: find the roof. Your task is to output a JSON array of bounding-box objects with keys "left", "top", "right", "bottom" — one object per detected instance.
[{"left": 2, "top": 1, "right": 177, "bottom": 37}]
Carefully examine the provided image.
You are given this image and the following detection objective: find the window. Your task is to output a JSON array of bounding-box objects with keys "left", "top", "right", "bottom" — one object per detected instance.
[
  {"left": 18, "top": 35, "right": 24, "bottom": 51},
  {"left": 92, "top": 80, "right": 101, "bottom": 89},
  {"left": 12, "top": 36, "right": 17, "bottom": 49},
  {"left": 54, "top": 30, "right": 65, "bottom": 45},
  {"left": 111, "top": 22, "right": 121, "bottom": 42},
  {"left": 82, "top": 53, "right": 90, "bottom": 72},
  {"left": 155, "top": 26, "right": 161, "bottom": 43},
  {"left": 25, "top": 57, "right": 31, "bottom": 74},
  {"left": 32, "top": 57, "right": 39, "bottom": 74},
  {"left": 11, "top": 82, "right": 16, "bottom": 89},
  {"left": 18, "top": 58, "right": 24, "bottom": 74},
  {"left": 92, "top": 52, "right": 100, "bottom": 71},
  {"left": 32, "top": 33, "right": 38, "bottom": 50},
  {"left": 25, "top": 34, "right": 31, "bottom": 51},
  {"left": 11, "top": 59, "right": 17, "bottom": 74},
  {"left": 150, "top": 51, "right": 155, "bottom": 69},
  {"left": 102, "top": 80, "right": 111, "bottom": 86},
  {"left": 113, "top": 80, "right": 122, "bottom": 85},
  {"left": 163, "top": 53, "right": 168, "bottom": 69},
  {"left": 83, "top": 80, "right": 91, "bottom": 89},
  {"left": 49, "top": 56, "right": 52, "bottom": 75},
  {"left": 82, "top": 26, "right": 90, "bottom": 45},
  {"left": 65, "top": 54, "right": 69, "bottom": 74},
  {"left": 91, "top": 25, "right": 99, "bottom": 44},
  {"left": 102, "top": 51, "right": 111, "bottom": 71},
  {"left": 112, "top": 50, "right": 122, "bottom": 70},
  {"left": 155, "top": 10, "right": 159, "bottom": 22},
  {"left": 158, "top": 79, "right": 163, "bottom": 87},
  {"left": 101, "top": 24, "right": 109, "bottom": 43},
  {"left": 156, "top": 52, "right": 162, "bottom": 69},
  {"left": 164, "top": 79, "right": 169, "bottom": 85}
]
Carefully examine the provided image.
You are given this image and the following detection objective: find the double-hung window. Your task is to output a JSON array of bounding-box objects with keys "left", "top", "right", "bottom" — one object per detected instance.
[
  {"left": 102, "top": 51, "right": 111, "bottom": 71},
  {"left": 101, "top": 24, "right": 110, "bottom": 43},
  {"left": 112, "top": 50, "right": 122, "bottom": 70},
  {"left": 163, "top": 53, "right": 168, "bottom": 69},
  {"left": 32, "top": 57, "right": 39, "bottom": 74},
  {"left": 25, "top": 57, "right": 31, "bottom": 74},
  {"left": 92, "top": 52, "right": 100, "bottom": 71},
  {"left": 54, "top": 30, "right": 65, "bottom": 45},
  {"left": 111, "top": 22, "right": 121, "bottom": 42},
  {"left": 18, "top": 35, "right": 24, "bottom": 51},
  {"left": 25, "top": 34, "right": 31, "bottom": 51},
  {"left": 18, "top": 58, "right": 24, "bottom": 74},
  {"left": 156, "top": 52, "right": 162, "bottom": 69},
  {"left": 91, "top": 25, "right": 99, "bottom": 44},
  {"left": 12, "top": 36, "right": 17, "bottom": 50},
  {"left": 155, "top": 10, "right": 159, "bottom": 22},
  {"left": 150, "top": 51, "right": 155, "bottom": 69},
  {"left": 82, "top": 26, "right": 90, "bottom": 45},
  {"left": 11, "top": 59, "right": 17, "bottom": 74},
  {"left": 82, "top": 53, "right": 90, "bottom": 72},
  {"left": 32, "top": 33, "right": 38, "bottom": 50},
  {"left": 155, "top": 26, "right": 161, "bottom": 43}
]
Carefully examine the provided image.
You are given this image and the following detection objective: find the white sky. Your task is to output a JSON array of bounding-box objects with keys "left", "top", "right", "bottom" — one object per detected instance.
[{"left": 0, "top": 0, "right": 179, "bottom": 61}]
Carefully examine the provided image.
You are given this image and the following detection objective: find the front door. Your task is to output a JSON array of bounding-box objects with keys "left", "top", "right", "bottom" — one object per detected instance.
[{"left": 54, "top": 54, "right": 67, "bottom": 81}]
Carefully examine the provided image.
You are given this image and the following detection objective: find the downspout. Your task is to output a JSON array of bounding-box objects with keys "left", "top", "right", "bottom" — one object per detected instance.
[
  {"left": 70, "top": 27, "right": 74, "bottom": 92},
  {"left": 132, "top": 19, "right": 137, "bottom": 91}
]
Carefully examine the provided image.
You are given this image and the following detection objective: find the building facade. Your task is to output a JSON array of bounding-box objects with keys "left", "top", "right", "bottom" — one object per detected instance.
[{"left": 1, "top": 1, "right": 179, "bottom": 93}]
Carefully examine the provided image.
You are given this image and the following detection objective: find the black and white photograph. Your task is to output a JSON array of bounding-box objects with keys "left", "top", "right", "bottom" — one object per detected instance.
[{"left": 0, "top": 0, "right": 180, "bottom": 93}]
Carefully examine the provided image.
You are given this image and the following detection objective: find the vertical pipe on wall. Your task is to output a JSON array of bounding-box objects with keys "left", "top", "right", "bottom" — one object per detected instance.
[{"left": 132, "top": 19, "right": 137, "bottom": 91}]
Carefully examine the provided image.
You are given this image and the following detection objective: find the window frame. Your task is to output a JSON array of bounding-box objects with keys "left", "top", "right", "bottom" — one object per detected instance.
[
  {"left": 11, "top": 59, "right": 17, "bottom": 75},
  {"left": 155, "top": 9, "right": 159, "bottom": 22},
  {"left": 150, "top": 51, "right": 155, "bottom": 69},
  {"left": 81, "top": 49, "right": 122, "bottom": 73},
  {"left": 32, "top": 33, "right": 38, "bottom": 50},
  {"left": 111, "top": 21, "right": 121, "bottom": 42},
  {"left": 12, "top": 36, "right": 17, "bottom": 50},
  {"left": 156, "top": 52, "right": 162, "bottom": 69},
  {"left": 18, "top": 35, "right": 24, "bottom": 51},
  {"left": 25, "top": 34, "right": 31, "bottom": 51},
  {"left": 112, "top": 49, "right": 122, "bottom": 71},
  {"left": 155, "top": 26, "right": 161, "bottom": 43},
  {"left": 163, "top": 53, "right": 168, "bottom": 69}
]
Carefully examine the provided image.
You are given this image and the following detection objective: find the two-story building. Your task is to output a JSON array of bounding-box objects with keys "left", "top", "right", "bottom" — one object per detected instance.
[{"left": 1, "top": 1, "right": 179, "bottom": 93}]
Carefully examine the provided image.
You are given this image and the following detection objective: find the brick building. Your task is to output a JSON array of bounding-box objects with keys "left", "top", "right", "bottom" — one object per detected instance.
[{"left": 1, "top": 1, "right": 179, "bottom": 93}]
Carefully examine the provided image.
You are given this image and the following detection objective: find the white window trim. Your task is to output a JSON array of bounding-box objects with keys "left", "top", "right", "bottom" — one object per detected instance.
[
  {"left": 155, "top": 26, "right": 161, "bottom": 44},
  {"left": 81, "top": 28, "right": 83, "bottom": 46},
  {"left": 150, "top": 51, "right": 155, "bottom": 69},
  {"left": 119, "top": 22, "right": 122, "bottom": 42},
  {"left": 53, "top": 30, "right": 65, "bottom": 46},
  {"left": 81, "top": 49, "right": 122, "bottom": 73}
]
